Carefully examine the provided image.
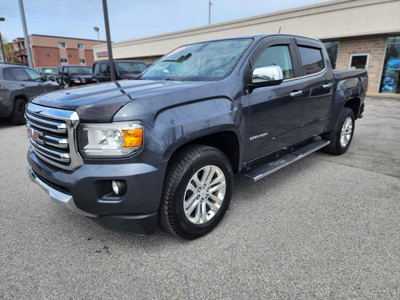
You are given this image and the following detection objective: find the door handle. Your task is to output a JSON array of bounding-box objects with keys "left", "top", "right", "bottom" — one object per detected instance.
[
  {"left": 322, "top": 83, "right": 332, "bottom": 89},
  {"left": 20, "top": 84, "right": 26, "bottom": 87},
  {"left": 290, "top": 90, "right": 302, "bottom": 97}
]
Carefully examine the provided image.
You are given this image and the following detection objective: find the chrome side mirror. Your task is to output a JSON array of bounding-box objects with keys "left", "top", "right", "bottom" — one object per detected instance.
[{"left": 252, "top": 65, "right": 283, "bottom": 84}]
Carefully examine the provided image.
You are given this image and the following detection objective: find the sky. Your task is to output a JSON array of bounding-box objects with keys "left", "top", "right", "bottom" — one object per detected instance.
[{"left": 0, "top": 0, "right": 328, "bottom": 43}]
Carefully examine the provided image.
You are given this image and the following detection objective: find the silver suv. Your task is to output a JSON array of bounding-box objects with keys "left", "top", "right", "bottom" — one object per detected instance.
[{"left": 0, "top": 64, "right": 60, "bottom": 124}]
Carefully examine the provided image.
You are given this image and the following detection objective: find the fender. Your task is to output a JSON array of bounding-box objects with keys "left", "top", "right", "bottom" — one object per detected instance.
[{"left": 150, "top": 98, "right": 244, "bottom": 163}]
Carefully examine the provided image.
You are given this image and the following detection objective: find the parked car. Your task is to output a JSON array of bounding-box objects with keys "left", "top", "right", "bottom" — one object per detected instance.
[
  {"left": 0, "top": 64, "right": 59, "bottom": 125},
  {"left": 52, "top": 65, "right": 96, "bottom": 88},
  {"left": 93, "top": 60, "right": 148, "bottom": 82},
  {"left": 26, "top": 35, "right": 367, "bottom": 239},
  {"left": 35, "top": 67, "right": 58, "bottom": 81}
]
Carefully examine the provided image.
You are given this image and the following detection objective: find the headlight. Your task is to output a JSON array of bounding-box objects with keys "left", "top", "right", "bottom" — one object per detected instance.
[
  {"left": 78, "top": 122, "right": 143, "bottom": 157},
  {"left": 73, "top": 79, "right": 81, "bottom": 83}
]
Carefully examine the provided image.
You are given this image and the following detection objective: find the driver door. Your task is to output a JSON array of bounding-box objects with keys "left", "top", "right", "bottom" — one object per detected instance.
[{"left": 242, "top": 37, "right": 303, "bottom": 162}]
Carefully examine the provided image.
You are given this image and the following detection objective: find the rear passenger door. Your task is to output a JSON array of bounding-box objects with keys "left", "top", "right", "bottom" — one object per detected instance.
[
  {"left": 95, "top": 62, "right": 111, "bottom": 82},
  {"left": 294, "top": 38, "right": 334, "bottom": 139}
]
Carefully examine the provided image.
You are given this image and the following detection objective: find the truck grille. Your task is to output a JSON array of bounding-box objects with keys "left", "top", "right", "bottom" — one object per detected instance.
[{"left": 26, "top": 102, "right": 83, "bottom": 170}]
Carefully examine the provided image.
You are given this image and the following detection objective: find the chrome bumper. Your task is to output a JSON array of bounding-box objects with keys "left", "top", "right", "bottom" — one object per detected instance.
[{"left": 28, "top": 167, "right": 97, "bottom": 218}]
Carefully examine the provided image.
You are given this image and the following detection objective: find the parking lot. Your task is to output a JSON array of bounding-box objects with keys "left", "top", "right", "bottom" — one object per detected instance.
[{"left": 0, "top": 97, "right": 399, "bottom": 299}]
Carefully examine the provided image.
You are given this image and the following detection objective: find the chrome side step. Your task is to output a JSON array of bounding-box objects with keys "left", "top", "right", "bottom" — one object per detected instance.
[{"left": 244, "top": 139, "right": 330, "bottom": 182}]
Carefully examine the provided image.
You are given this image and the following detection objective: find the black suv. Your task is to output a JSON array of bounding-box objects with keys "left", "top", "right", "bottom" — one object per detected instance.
[
  {"left": 0, "top": 64, "right": 59, "bottom": 124},
  {"left": 53, "top": 65, "right": 96, "bottom": 88},
  {"left": 93, "top": 60, "right": 148, "bottom": 82}
]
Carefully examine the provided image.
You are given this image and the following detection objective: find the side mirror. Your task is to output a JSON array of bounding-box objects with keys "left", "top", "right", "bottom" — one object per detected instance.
[{"left": 250, "top": 65, "right": 284, "bottom": 90}]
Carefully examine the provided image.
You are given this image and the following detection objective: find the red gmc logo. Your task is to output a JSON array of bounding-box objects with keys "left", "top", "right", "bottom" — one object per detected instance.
[{"left": 27, "top": 127, "right": 44, "bottom": 145}]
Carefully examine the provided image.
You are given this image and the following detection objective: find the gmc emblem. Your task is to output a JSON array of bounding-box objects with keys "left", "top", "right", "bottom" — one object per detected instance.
[{"left": 27, "top": 127, "right": 44, "bottom": 145}]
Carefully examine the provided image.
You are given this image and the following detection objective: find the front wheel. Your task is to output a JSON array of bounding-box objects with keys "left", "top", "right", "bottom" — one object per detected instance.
[
  {"left": 323, "top": 107, "right": 355, "bottom": 155},
  {"left": 10, "top": 98, "right": 27, "bottom": 125},
  {"left": 159, "top": 145, "right": 233, "bottom": 239}
]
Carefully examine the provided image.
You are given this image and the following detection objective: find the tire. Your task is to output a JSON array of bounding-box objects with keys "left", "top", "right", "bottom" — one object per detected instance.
[
  {"left": 160, "top": 145, "right": 233, "bottom": 239},
  {"left": 10, "top": 98, "right": 27, "bottom": 125},
  {"left": 323, "top": 107, "right": 355, "bottom": 155}
]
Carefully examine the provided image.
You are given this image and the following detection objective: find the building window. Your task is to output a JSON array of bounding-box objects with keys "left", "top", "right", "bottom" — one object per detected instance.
[
  {"left": 58, "top": 42, "right": 66, "bottom": 48},
  {"left": 60, "top": 57, "right": 68, "bottom": 63},
  {"left": 79, "top": 58, "right": 86, "bottom": 64},
  {"left": 380, "top": 36, "right": 400, "bottom": 94},
  {"left": 323, "top": 41, "right": 339, "bottom": 69},
  {"left": 78, "top": 44, "right": 84, "bottom": 50},
  {"left": 298, "top": 46, "right": 325, "bottom": 75},
  {"left": 349, "top": 54, "right": 369, "bottom": 70}
]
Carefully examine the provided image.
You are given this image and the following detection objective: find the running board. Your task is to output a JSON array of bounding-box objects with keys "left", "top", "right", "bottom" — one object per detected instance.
[{"left": 244, "top": 139, "right": 330, "bottom": 182}]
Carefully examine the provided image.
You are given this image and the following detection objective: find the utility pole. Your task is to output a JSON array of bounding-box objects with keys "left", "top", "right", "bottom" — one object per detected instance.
[
  {"left": 0, "top": 17, "right": 6, "bottom": 63},
  {"left": 18, "top": 0, "right": 33, "bottom": 67},
  {"left": 209, "top": 1, "right": 213, "bottom": 24},
  {"left": 102, "top": 0, "right": 116, "bottom": 81}
]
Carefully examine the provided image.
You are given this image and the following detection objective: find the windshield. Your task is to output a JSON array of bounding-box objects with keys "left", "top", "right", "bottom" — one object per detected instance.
[
  {"left": 67, "top": 66, "right": 93, "bottom": 75},
  {"left": 43, "top": 68, "right": 57, "bottom": 74},
  {"left": 141, "top": 39, "right": 252, "bottom": 81},
  {"left": 116, "top": 62, "right": 147, "bottom": 74}
]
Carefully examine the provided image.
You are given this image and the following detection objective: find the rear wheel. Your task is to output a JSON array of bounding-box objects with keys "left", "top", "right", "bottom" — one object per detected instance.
[
  {"left": 323, "top": 107, "right": 355, "bottom": 155},
  {"left": 159, "top": 145, "right": 233, "bottom": 239},
  {"left": 10, "top": 98, "right": 27, "bottom": 125}
]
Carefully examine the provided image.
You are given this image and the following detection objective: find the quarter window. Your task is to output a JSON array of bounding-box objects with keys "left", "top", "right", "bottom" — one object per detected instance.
[
  {"left": 254, "top": 45, "right": 294, "bottom": 79},
  {"left": 298, "top": 46, "right": 324, "bottom": 75},
  {"left": 58, "top": 42, "right": 66, "bottom": 48},
  {"left": 3, "top": 68, "right": 14, "bottom": 80}
]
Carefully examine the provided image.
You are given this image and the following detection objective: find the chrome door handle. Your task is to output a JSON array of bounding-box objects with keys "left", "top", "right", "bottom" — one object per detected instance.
[
  {"left": 322, "top": 83, "right": 332, "bottom": 89},
  {"left": 290, "top": 90, "right": 302, "bottom": 97}
]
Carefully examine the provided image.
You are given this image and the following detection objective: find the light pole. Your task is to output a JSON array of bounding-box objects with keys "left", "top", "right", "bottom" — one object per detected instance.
[
  {"left": 93, "top": 26, "right": 100, "bottom": 43},
  {"left": 18, "top": 0, "right": 33, "bottom": 67},
  {"left": 0, "top": 17, "right": 6, "bottom": 63},
  {"left": 102, "top": 0, "right": 116, "bottom": 81}
]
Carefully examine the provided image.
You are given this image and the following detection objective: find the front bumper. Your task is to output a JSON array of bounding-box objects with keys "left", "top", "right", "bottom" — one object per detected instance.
[{"left": 27, "top": 148, "right": 167, "bottom": 235}]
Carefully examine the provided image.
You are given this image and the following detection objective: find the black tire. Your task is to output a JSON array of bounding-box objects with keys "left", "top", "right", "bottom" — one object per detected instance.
[
  {"left": 10, "top": 98, "right": 27, "bottom": 125},
  {"left": 323, "top": 107, "right": 355, "bottom": 155},
  {"left": 160, "top": 145, "right": 233, "bottom": 239}
]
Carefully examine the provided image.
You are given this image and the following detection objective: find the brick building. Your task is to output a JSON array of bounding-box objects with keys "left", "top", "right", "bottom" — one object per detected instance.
[
  {"left": 93, "top": 0, "right": 400, "bottom": 97},
  {"left": 11, "top": 34, "right": 105, "bottom": 67}
]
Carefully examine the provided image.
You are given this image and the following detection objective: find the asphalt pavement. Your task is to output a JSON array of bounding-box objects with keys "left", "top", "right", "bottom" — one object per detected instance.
[{"left": 0, "top": 97, "right": 399, "bottom": 299}]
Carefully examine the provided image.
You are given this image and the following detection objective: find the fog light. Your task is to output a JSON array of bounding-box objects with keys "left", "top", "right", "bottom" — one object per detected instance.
[{"left": 111, "top": 180, "right": 126, "bottom": 196}]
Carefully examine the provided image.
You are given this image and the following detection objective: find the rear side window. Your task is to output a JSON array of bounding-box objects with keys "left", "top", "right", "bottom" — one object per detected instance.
[
  {"left": 99, "top": 63, "right": 109, "bottom": 75},
  {"left": 10, "top": 68, "right": 30, "bottom": 81},
  {"left": 298, "top": 46, "right": 324, "bottom": 75},
  {"left": 254, "top": 45, "right": 294, "bottom": 79},
  {"left": 3, "top": 68, "right": 14, "bottom": 80}
]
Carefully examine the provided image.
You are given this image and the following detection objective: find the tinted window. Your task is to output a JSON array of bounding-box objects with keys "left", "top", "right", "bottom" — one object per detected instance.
[
  {"left": 116, "top": 62, "right": 147, "bottom": 74},
  {"left": 25, "top": 68, "right": 43, "bottom": 82},
  {"left": 10, "top": 68, "right": 30, "bottom": 81},
  {"left": 323, "top": 41, "right": 339, "bottom": 69},
  {"left": 99, "top": 63, "right": 109, "bottom": 75},
  {"left": 254, "top": 45, "right": 294, "bottom": 79},
  {"left": 298, "top": 46, "right": 324, "bottom": 75},
  {"left": 3, "top": 68, "right": 14, "bottom": 80}
]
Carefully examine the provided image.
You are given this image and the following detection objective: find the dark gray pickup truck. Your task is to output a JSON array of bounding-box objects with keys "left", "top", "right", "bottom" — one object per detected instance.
[{"left": 26, "top": 35, "right": 367, "bottom": 239}]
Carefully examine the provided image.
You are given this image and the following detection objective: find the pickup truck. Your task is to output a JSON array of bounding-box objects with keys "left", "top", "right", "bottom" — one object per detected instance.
[
  {"left": 26, "top": 35, "right": 367, "bottom": 239},
  {"left": 51, "top": 65, "right": 96, "bottom": 88}
]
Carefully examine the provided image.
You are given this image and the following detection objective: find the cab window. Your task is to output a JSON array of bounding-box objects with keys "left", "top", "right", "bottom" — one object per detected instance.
[
  {"left": 3, "top": 68, "right": 14, "bottom": 81},
  {"left": 10, "top": 68, "right": 30, "bottom": 81},
  {"left": 254, "top": 45, "right": 294, "bottom": 79},
  {"left": 298, "top": 46, "right": 324, "bottom": 75}
]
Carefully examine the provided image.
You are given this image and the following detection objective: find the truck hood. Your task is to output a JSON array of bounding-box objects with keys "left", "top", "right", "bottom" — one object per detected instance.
[{"left": 31, "top": 79, "right": 231, "bottom": 122}]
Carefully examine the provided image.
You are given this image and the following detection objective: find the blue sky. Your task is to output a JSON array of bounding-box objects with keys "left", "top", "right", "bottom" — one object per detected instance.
[{"left": 0, "top": 0, "right": 327, "bottom": 43}]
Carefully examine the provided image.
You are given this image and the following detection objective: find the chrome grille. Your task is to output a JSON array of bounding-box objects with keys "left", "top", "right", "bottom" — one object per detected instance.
[{"left": 26, "top": 103, "right": 83, "bottom": 170}]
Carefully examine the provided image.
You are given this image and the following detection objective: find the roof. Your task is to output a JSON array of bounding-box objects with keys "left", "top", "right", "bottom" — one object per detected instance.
[{"left": 30, "top": 34, "right": 106, "bottom": 42}]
